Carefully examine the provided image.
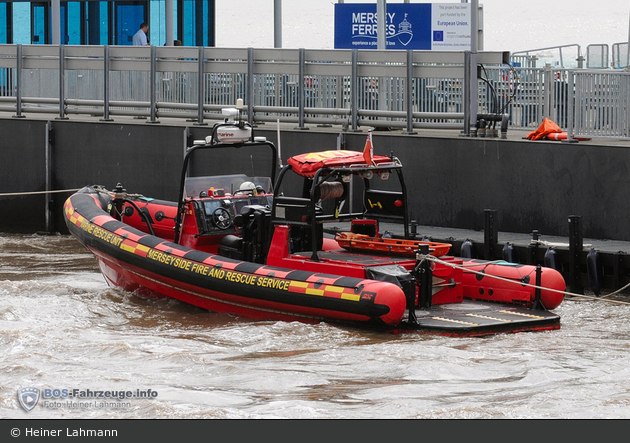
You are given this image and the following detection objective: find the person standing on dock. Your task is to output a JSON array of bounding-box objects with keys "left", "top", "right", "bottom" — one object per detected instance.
[{"left": 133, "top": 23, "right": 149, "bottom": 46}]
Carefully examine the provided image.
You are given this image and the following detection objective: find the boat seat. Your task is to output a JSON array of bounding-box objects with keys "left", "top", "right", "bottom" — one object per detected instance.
[
  {"left": 233, "top": 204, "right": 273, "bottom": 263},
  {"left": 218, "top": 235, "right": 243, "bottom": 260}
]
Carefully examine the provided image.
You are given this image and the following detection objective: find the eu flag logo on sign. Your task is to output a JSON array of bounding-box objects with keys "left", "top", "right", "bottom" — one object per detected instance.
[{"left": 433, "top": 30, "right": 444, "bottom": 42}]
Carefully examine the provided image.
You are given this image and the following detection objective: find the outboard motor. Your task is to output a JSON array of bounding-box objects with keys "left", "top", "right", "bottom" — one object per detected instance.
[{"left": 365, "top": 263, "right": 419, "bottom": 324}]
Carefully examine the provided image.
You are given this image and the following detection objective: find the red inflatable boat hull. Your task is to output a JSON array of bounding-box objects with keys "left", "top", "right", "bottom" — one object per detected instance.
[{"left": 460, "top": 259, "right": 565, "bottom": 309}]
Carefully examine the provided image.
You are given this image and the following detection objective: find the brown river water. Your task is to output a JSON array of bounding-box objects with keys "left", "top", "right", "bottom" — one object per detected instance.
[{"left": 2, "top": 233, "right": 630, "bottom": 419}]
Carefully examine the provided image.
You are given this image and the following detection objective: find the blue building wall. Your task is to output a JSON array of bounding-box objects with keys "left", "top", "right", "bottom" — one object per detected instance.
[{"left": 0, "top": 0, "right": 214, "bottom": 46}]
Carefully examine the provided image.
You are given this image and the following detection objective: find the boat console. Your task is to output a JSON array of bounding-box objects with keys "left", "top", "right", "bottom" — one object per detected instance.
[
  {"left": 176, "top": 175, "right": 274, "bottom": 255},
  {"left": 184, "top": 175, "right": 273, "bottom": 236}
]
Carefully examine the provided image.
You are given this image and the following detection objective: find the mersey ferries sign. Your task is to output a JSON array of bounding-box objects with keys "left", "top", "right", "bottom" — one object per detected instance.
[{"left": 334, "top": 3, "right": 471, "bottom": 50}]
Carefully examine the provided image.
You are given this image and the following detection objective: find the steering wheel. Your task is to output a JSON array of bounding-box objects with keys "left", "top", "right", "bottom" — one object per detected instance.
[{"left": 212, "top": 207, "right": 233, "bottom": 230}]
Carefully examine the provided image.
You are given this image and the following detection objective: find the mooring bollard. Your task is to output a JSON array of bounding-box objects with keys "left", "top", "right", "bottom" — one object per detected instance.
[
  {"left": 416, "top": 245, "right": 432, "bottom": 310},
  {"left": 568, "top": 215, "right": 584, "bottom": 294},
  {"left": 527, "top": 230, "right": 539, "bottom": 265},
  {"left": 613, "top": 251, "right": 626, "bottom": 292},
  {"left": 410, "top": 219, "right": 418, "bottom": 239},
  {"left": 484, "top": 209, "right": 497, "bottom": 260}
]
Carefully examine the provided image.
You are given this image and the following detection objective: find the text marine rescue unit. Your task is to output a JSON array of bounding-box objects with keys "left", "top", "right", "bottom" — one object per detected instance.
[{"left": 65, "top": 102, "right": 566, "bottom": 337}]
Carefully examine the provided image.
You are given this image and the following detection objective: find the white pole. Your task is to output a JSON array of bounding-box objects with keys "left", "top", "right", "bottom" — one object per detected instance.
[
  {"left": 477, "top": 2, "right": 483, "bottom": 50},
  {"left": 377, "top": 0, "right": 386, "bottom": 50},
  {"left": 277, "top": 119, "right": 282, "bottom": 167},
  {"left": 51, "top": 0, "right": 61, "bottom": 44},
  {"left": 377, "top": 0, "right": 387, "bottom": 113},
  {"left": 470, "top": 0, "right": 478, "bottom": 53},
  {"left": 274, "top": 0, "right": 282, "bottom": 48},
  {"left": 470, "top": 0, "right": 478, "bottom": 131},
  {"left": 461, "top": 0, "right": 482, "bottom": 50},
  {"left": 166, "top": 0, "right": 174, "bottom": 45}
]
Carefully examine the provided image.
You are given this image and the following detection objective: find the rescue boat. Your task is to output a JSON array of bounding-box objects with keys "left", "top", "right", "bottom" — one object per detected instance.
[{"left": 64, "top": 103, "right": 565, "bottom": 336}]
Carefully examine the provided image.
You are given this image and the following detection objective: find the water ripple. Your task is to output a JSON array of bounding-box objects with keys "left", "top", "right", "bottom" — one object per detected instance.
[{"left": 2, "top": 234, "right": 630, "bottom": 418}]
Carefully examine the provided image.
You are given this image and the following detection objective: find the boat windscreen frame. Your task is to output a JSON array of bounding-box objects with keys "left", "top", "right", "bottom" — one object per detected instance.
[
  {"left": 272, "top": 157, "right": 410, "bottom": 261},
  {"left": 173, "top": 140, "right": 278, "bottom": 244}
]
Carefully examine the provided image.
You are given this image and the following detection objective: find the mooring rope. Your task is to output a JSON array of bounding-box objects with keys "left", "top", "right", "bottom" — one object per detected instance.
[
  {"left": 0, "top": 188, "right": 80, "bottom": 197},
  {"left": 419, "top": 254, "right": 630, "bottom": 306},
  {"left": 598, "top": 281, "right": 630, "bottom": 299}
]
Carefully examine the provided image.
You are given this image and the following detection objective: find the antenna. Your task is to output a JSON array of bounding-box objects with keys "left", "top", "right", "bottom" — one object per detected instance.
[{"left": 277, "top": 119, "right": 283, "bottom": 168}]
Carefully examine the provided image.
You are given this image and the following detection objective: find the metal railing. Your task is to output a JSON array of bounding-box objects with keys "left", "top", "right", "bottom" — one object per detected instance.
[
  {"left": 0, "top": 44, "right": 629, "bottom": 139},
  {"left": 573, "top": 69, "right": 630, "bottom": 138},
  {"left": 511, "top": 45, "right": 584, "bottom": 69},
  {"left": 612, "top": 42, "right": 630, "bottom": 70},
  {"left": 0, "top": 44, "right": 509, "bottom": 133},
  {"left": 478, "top": 64, "right": 630, "bottom": 138},
  {"left": 512, "top": 43, "right": 629, "bottom": 71}
]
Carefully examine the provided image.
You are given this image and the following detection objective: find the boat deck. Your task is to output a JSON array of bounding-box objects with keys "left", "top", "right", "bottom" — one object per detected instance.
[
  {"left": 293, "top": 249, "right": 416, "bottom": 266},
  {"left": 297, "top": 244, "right": 561, "bottom": 337},
  {"left": 403, "top": 300, "right": 561, "bottom": 336}
]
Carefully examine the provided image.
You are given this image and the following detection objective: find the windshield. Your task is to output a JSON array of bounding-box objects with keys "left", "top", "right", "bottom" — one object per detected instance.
[{"left": 184, "top": 174, "right": 273, "bottom": 198}]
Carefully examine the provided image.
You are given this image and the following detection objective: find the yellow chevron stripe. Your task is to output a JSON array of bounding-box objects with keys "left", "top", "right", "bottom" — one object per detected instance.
[
  {"left": 432, "top": 317, "right": 478, "bottom": 326},
  {"left": 466, "top": 313, "right": 512, "bottom": 323},
  {"left": 289, "top": 281, "right": 309, "bottom": 289},
  {"left": 498, "top": 310, "right": 546, "bottom": 319},
  {"left": 341, "top": 293, "right": 360, "bottom": 301},
  {"left": 325, "top": 286, "right": 345, "bottom": 293},
  {"left": 120, "top": 243, "right": 136, "bottom": 253}
]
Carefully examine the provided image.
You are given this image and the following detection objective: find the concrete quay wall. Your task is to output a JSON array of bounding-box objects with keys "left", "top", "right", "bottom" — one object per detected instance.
[{"left": 1, "top": 116, "right": 629, "bottom": 243}]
